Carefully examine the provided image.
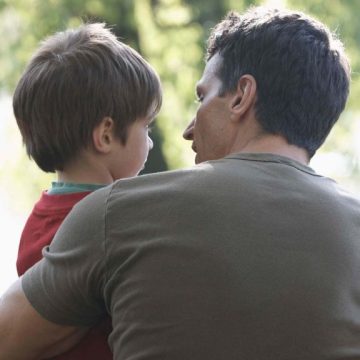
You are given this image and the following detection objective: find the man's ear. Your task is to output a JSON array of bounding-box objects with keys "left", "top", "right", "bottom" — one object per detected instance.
[
  {"left": 229, "top": 75, "right": 257, "bottom": 121},
  {"left": 92, "top": 117, "right": 116, "bottom": 154}
]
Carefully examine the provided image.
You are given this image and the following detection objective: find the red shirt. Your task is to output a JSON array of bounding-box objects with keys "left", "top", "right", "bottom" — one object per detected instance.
[{"left": 17, "top": 191, "right": 112, "bottom": 359}]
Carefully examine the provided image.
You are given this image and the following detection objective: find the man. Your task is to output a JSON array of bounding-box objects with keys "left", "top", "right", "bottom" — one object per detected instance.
[{"left": 1, "top": 6, "right": 359, "bottom": 360}]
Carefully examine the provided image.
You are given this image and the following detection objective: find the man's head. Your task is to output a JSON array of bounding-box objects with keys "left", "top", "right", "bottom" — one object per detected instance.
[
  {"left": 13, "top": 23, "right": 162, "bottom": 173},
  {"left": 184, "top": 7, "right": 350, "bottom": 162}
]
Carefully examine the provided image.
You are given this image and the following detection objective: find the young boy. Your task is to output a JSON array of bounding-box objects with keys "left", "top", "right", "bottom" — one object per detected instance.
[{"left": 13, "top": 22, "right": 162, "bottom": 359}]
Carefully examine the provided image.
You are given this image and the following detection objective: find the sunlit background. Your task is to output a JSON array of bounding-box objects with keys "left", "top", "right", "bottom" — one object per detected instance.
[{"left": 1, "top": 0, "right": 359, "bottom": 294}]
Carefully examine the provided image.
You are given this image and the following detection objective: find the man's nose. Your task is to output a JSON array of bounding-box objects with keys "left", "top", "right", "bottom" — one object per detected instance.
[{"left": 183, "top": 118, "right": 195, "bottom": 140}]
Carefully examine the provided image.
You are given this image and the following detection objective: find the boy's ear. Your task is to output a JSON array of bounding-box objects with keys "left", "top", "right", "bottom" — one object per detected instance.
[
  {"left": 92, "top": 117, "right": 116, "bottom": 154},
  {"left": 229, "top": 75, "right": 257, "bottom": 122}
]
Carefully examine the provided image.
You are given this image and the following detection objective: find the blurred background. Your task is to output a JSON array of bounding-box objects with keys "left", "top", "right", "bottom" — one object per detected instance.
[{"left": 1, "top": 0, "right": 359, "bottom": 294}]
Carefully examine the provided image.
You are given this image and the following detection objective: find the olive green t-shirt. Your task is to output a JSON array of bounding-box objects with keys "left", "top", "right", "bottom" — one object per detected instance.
[{"left": 22, "top": 153, "right": 360, "bottom": 359}]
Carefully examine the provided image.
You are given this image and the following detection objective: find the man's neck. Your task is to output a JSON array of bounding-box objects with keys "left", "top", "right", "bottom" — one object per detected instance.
[{"left": 230, "top": 133, "right": 310, "bottom": 165}]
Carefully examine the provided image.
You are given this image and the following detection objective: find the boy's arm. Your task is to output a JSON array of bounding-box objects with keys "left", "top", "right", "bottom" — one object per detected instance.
[
  {"left": 1, "top": 187, "right": 111, "bottom": 359},
  {"left": 0, "top": 279, "right": 88, "bottom": 360}
]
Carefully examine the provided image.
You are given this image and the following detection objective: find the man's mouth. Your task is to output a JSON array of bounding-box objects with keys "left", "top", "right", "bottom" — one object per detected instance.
[{"left": 191, "top": 143, "right": 197, "bottom": 153}]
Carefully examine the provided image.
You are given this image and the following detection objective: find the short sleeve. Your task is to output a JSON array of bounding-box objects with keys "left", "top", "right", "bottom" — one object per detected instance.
[{"left": 21, "top": 185, "right": 113, "bottom": 327}]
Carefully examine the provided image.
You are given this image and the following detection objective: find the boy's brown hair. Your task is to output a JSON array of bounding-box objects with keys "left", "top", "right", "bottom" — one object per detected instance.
[{"left": 13, "top": 23, "right": 162, "bottom": 172}]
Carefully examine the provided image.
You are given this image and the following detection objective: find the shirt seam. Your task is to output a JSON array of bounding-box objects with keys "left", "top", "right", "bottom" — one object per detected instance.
[
  {"left": 225, "top": 156, "right": 322, "bottom": 177},
  {"left": 103, "top": 184, "right": 113, "bottom": 294}
]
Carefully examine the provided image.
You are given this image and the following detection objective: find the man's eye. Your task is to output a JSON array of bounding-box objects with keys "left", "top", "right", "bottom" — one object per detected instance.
[{"left": 147, "top": 124, "right": 154, "bottom": 133}]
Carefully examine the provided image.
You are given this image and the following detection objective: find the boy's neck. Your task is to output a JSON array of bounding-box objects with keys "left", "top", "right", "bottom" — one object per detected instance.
[
  {"left": 57, "top": 152, "right": 114, "bottom": 185},
  {"left": 57, "top": 171, "right": 112, "bottom": 185}
]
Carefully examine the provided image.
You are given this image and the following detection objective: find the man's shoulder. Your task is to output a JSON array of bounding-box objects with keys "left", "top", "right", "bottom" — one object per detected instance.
[{"left": 112, "top": 162, "right": 215, "bottom": 191}]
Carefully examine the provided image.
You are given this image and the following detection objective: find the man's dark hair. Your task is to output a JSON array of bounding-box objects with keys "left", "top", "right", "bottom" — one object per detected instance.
[
  {"left": 207, "top": 7, "right": 350, "bottom": 157},
  {"left": 13, "top": 23, "right": 162, "bottom": 172}
]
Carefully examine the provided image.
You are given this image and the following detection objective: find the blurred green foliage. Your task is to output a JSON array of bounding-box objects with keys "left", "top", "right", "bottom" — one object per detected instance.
[{"left": 0, "top": 0, "right": 359, "bottom": 210}]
